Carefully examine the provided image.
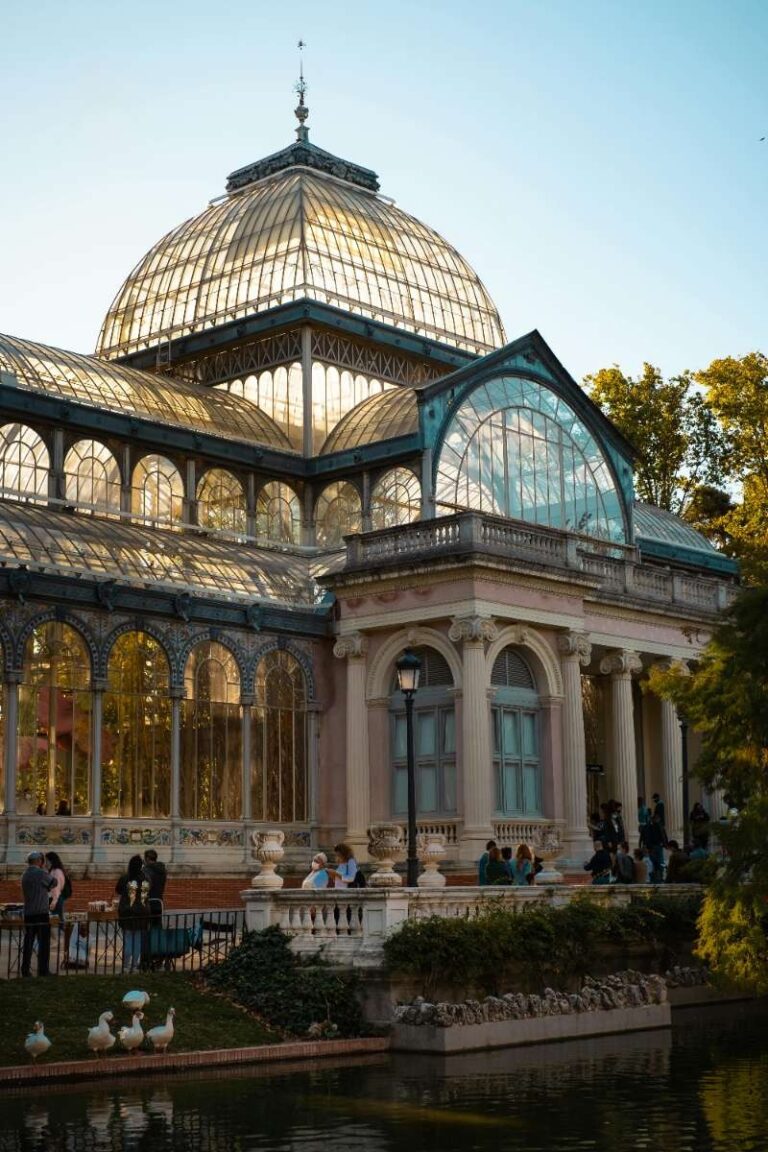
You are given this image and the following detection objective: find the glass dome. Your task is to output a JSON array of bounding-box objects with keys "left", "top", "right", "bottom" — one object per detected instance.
[{"left": 96, "top": 164, "right": 505, "bottom": 359}]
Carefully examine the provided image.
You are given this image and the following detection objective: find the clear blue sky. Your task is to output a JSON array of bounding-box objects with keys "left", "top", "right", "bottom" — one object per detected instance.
[{"left": 1, "top": 0, "right": 765, "bottom": 381}]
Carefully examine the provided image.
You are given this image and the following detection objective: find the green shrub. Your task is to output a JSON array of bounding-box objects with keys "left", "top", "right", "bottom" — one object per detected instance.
[
  {"left": 383, "top": 892, "right": 703, "bottom": 997},
  {"left": 203, "top": 925, "right": 363, "bottom": 1037}
]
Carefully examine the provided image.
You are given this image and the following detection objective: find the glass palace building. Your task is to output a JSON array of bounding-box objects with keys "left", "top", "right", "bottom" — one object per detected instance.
[{"left": 0, "top": 104, "right": 737, "bottom": 880}]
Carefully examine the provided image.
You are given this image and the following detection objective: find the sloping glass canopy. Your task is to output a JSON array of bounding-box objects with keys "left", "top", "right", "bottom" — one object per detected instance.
[
  {"left": 0, "top": 333, "right": 293, "bottom": 451},
  {"left": 633, "top": 501, "right": 718, "bottom": 554},
  {"left": 0, "top": 501, "right": 316, "bottom": 604},
  {"left": 97, "top": 167, "right": 505, "bottom": 359},
  {"left": 321, "top": 387, "right": 418, "bottom": 454}
]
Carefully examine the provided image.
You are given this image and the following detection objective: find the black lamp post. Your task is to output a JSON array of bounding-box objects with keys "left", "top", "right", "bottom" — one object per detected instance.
[
  {"left": 679, "top": 711, "right": 690, "bottom": 846},
  {"left": 396, "top": 647, "right": 421, "bottom": 888}
]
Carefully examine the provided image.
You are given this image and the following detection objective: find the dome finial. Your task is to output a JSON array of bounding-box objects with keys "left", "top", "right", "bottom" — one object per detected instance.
[{"left": 294, "top": 39, "right": 309, "bottom": 143}]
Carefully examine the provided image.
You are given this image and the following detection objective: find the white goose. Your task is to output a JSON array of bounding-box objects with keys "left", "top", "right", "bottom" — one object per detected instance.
[
  {"left": 118, "top": 1009, "right": 145, "bottom": 1054},
  {"left": 146, "top": 1007, "right": 175, "bottom": 1054},
  {"left": 25, "top": 1022, "right": 51, "bottom": 1061},
  {"left": 122, "top": 990, "right": 150, "bottom": 1012},
  {"left": 87, "top": 1011, "right": 116, "bottom": 1057}
]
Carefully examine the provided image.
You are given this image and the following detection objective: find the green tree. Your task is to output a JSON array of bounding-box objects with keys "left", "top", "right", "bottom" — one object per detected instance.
[
  {"left": 696, "top": 353, "right": 768, "bottom": 577},
  {"left": 585, "top": 363, "right": 724, "bottom": 514},
  {"left": 650, "top": 584, "right": 768, "bottom": 991}
]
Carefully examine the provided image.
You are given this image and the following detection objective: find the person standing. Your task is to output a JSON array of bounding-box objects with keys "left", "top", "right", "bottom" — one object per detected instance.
[
  {"left": 116, "top": 855, "right": 150, "bottom": 974},
  {"left": 512, "top": 843, "right": 533, "bottom": 886},
  {"left": 327, "top": 843, "right": 358, "bottom": 888},
  {"left": 637, "top": 796, "right": 651, "bottom": 834},
  {"left": 477, "top": 840, "right": 497, "bottom": 886},
  {"left": 651, "top": 793, "right": 666, "bottom": 840},
  {"left": 640, "top": 815, "right": 666, "bottom": 882},
  {"left": 21, "top": 851, "right": 55, "bottom": 977},
  {"left": 584, "top": 840, "right": 613, "bottom": 885},
  {"left": 45, "top": 851, "right": 68, "bottom": 920}
]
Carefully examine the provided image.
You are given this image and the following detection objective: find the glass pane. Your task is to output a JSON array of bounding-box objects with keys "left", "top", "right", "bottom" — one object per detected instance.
[
  {"left": 393, "top": 765, "right": 407, "bottom": 815},
  {"left": 522, "top": 712, "right": 538, "bottom": 757},
  {"left": 443, "top": 760, "right": 457, "bottom": 813},
  {"left": 503, "top": 710, "right": 520, "bottom": 756},
  {"left": 523, "top": 763, "right": 540, "bottom": 813},
  {"left": 393, "top": 715, "right": 407, "bottom": 760},
  {"left": 503, "top": 763, "right": 518, "bottom": 813},
  {"left": 442, "top": 709, "right": 455, "bottom": 755},
  {"left": 418, "top": 764, "right": 438, "bottom": 812},
  {"left": 417, "top": 711, "right": 436, "bottom": 757}
]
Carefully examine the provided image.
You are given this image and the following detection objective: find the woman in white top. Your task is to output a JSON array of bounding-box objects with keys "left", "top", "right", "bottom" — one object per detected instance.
[{"left": 327, "top": 842, "right": 358, "bottom": 889}]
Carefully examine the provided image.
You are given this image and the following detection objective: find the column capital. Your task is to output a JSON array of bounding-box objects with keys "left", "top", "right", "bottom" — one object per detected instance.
[
  {"left": 333, "top": 632, "right": 368, "bottom": 660},
  {"left": 557, "top": 631, "right": 592, "bottom": 666},
  {"left": 448, "top": 615, "right": 497, "bottom": 645},
  {"left": 599, "top": 649, "right": 643, "bottom": 678}
]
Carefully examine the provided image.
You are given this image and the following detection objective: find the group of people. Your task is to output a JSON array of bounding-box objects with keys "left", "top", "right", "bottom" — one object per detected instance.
[
  {"left": 478, "top": 840, "right": 543, "bottom": 886},
  {"left": 301, "top": 843, "right": 363, "bottom": 889},
  {"left": 19, "top": 847, "right": 167, "bottom": 977},
  {"left": 19, "top": 849, "right": 70, "bottom": 977},
  {"left": 584, "top": 794, "right": 712, "bottom": 885},
  {"left": 17, "top": 789, "right": 71, "bottom": 817}
]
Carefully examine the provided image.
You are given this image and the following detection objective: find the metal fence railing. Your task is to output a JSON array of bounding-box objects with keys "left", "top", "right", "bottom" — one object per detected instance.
[{"left": 0, "top": 908, "right": 245, "bottom": 980}]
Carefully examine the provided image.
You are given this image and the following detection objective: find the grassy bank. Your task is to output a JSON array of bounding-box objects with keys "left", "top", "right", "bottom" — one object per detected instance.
[{"left": 1, "top": 973, "right": 278, "bottom": 1067}]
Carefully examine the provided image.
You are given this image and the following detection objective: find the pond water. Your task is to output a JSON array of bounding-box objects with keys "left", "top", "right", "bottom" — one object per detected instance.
[{"left": 2, "top": 1003, "right": 768, "bottom": 1152}]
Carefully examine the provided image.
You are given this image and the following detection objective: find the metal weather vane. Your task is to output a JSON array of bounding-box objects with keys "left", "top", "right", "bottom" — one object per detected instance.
[{"left": 295, "top": 39, "right": 309, "bottom": 141}]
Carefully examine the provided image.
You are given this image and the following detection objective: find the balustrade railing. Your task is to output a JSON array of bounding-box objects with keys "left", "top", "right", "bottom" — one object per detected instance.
[{"left": 345, "top": 512, "right": 733, "bottom": 615}]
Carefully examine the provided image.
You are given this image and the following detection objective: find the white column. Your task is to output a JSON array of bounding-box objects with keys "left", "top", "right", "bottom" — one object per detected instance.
[
  {"left": 170, "top": 690, "right": 182, "bottom": 821},
  {"left": 599, "top": 649, "right": 643, "bottom": 847},
  {"left": 660, "top": 696, "right": 684, "bottom": 844},
  {"left": 333, "top": 632, "right": 370, "bottom": 857},
  {"left": 449, "top": 615, "right": 497, "bottom": 862},
  {"left": 557, "top": 632, "right": 593, "bottom": 864},
  {"left": 3, "top": 674, "right": 19, "bottom": 814},
  {"left": 91, "top": 681, "right": 106, "bottom": 815},
  {"left": 241, "top": 694, "right": 253, "bottom": 821}
]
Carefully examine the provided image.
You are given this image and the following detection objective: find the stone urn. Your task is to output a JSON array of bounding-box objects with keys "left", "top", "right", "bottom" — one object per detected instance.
[
  {"left": 251, "top": 829, "right": 285, "bottom": 889},
  {"left": 417, "top": 832, "right": 447, "bottom": 888},
  {"left": 533, "top": 826, "right": 564, "bottom": 885},
  {"left": 367, "top": 822, "right": 405, "bottom": 887}
]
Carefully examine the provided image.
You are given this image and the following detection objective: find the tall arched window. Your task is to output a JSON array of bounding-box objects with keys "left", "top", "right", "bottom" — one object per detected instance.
[
  {"left": 64, "top": 439, "right": 121, "bottom": 517},
  {"left": 390, "top": 647, "right": 456, "bottom": 817},
  {"left": 0, "top": 423, "right": 49, "bottom": 504},
  {"left": 314, "top": 481, "right": 362, "bottom": 547},
  {"left": 17, "top": 622, "right": 92, "bottom": 815},
  {"left": 256, "top": 481, "right": 301, "bottom": 545},
  {"left": 251, "top": 650, "right": 308, "bottom": 823},
  {"left": 0, "top": 682, "right": 5, "bottom": 813},
  {"left": 371, "top": 468, "right": 421, "bottom": 530},
  {"left": 181, "top": 642, "right": 242, "bottom": 820},
  {"left": 435, "top": 376, "right": 626, "bottom": 542},
  {"left": 131, "top": 455, "right": 184, "bottom": 529},
  {"left": 491, "top": 647, "right": 541, "bottom": 816},
  {"left": 196, "top": 469, "right": 246, "bottom": 535},
  {"left": 102, "top": 632, "right": 171, "bottom": 818}
]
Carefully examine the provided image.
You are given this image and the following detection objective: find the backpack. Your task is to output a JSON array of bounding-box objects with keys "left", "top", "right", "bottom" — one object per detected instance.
[
  {"left": 62, "top": 874, "right": 73, "bottom": 900},
  {"left": 351, "top": 868, "right": 367, "bottom": 889}
]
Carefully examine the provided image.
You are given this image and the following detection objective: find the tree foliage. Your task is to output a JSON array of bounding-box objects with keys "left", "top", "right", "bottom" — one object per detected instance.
[
  {"left": 650, "top": 583, "right": 768, "bottom": 991},
  {"left": 584, "top": 363, "right": 724, "bottom": 514}
]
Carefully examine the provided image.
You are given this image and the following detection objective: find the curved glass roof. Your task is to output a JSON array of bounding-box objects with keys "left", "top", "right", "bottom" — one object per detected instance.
[
  {"left": 0, "top": 501, "right": 316, "bottom": 604},
  {"left": 321, "top": 387, "right": 418, "bottom": 454},
  {"left": 0, "top": 333, "right": 293, "bottom": 451},
  {"left": 633, "top": 501, "right": 718, "bottom": 554},
  {"left": 97, "top": 167, "right": 505, "bottom": 359}
]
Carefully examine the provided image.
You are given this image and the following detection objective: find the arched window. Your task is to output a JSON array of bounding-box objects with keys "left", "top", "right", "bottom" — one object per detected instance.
[
  {"left": 371, "top": 468, "right": 421, "bottom": 530},
  {"left": 252, "top": 650, "right": 308, "bottom": 823},
  {"left": 181, "top": 642, "right": 242, "bottom": 820},
  {"left": 17, "top": 622, "right": 92, "bottom": 815},
  {"left": 102, "top": 632, "right": 171, "bottom": 818},
  {"left": 196, "top": 469, "right": 247, "bottom": 535},
  {"left": 256, "top": 481, "right": 301, "bottom": 545},
  {"left": 64, "top": 439, "right": 121, "bottom": 517},
  {"left": 435, "top": 377, "right": 625, "bottom": 541},
  {"left": 131, "top": 455, "right": 183, "bottom": 528},
  {"left": 314, "top": 481, "right": 362, "bottom": 547},
  {"left": 0, "top": 423, "right": 49, "bottom": 504},
  {"left": 491, "top": 646, "right": 541, "bottom": 816},
  {"left": 390, "top": 647, "right": 456, "bottom": 818},
  {"left": 0, "top": 682, "right": 4, "bottom": 813}
]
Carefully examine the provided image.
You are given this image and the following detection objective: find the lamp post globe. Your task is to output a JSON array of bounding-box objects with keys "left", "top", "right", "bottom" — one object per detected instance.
[{"left": 396, "top": 648, "right": 421, "bottom": 887}]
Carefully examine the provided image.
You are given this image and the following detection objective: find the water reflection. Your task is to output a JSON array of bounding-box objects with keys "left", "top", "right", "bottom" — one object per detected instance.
[{"left": 1, "top": 1005, "right": 768, "bottom": 1152}]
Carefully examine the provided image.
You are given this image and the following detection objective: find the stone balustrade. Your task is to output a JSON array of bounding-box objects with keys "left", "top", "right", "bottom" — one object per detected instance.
[
  {"left": 240, "top": 884, "right": 703, "bottom": 965},
  {"left": 344, "top": 511, "right": 735, "bottom": 616}
]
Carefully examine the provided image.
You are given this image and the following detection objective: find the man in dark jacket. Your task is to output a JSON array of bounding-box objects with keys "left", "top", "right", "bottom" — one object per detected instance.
[
  {"left": 142, "top": 849, "right": 167, "bottom": 902},
  {"left": 640, "top": 815, "right": 666, "bottom": 882},
  {"left": 21, "top": 850, "right": 55, "bottom": 976},
  {"left": 584, "top": 840, "right": 613, "bottom": 885}
]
